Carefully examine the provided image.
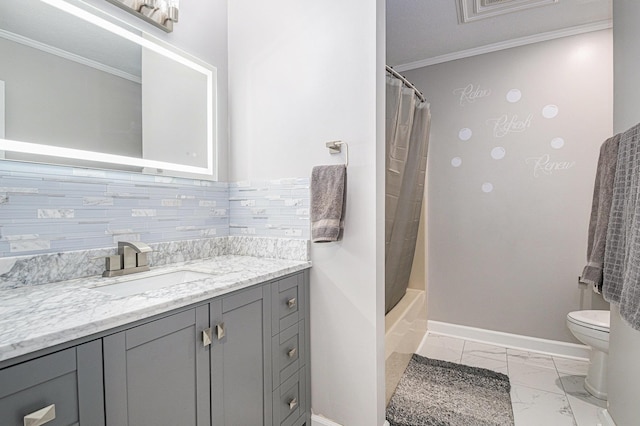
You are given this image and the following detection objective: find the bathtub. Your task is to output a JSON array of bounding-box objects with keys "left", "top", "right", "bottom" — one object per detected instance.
[{"left": 385, "top": 288, "right": 427, "bottom": 404}]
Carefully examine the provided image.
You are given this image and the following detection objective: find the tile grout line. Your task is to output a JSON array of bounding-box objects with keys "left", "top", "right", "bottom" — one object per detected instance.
[
  {"left": 462, "top": 338, "right": 579, "bottom": 425},
  {"left": 552, "top": 357, "right": 580, "bottom": 426}
]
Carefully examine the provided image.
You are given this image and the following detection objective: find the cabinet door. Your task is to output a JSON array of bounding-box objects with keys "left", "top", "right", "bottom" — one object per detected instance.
[
  {"left": 104, "top": 306, "right": 210, "bottom": 426},
  {"left": 0, "top": 340, "right": 104, "bottom": 426},
  {"left": 211, "top": 284, "right": 272, "bottom": 426}
]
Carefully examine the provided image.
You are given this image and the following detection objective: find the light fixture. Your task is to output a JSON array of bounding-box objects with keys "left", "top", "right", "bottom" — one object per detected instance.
[
  {"left": 106, "top": 0, "right": 179, "bottom": 32},
  {"left": 165, "top": 0, "right": 179, "bottom": 23},
  {"left": 19, "top": 0, "right": 216, "bottom": 177}
]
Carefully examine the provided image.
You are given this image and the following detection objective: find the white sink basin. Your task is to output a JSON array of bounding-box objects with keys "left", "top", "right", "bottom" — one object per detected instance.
[{"left": 92, "top": 270, "right": 211, "bottom": 297}]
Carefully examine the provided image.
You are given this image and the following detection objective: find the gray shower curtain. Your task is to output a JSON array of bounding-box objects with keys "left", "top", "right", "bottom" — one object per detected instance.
[{"left": 385, "top": 74, "right": 431, "bottom": 314}]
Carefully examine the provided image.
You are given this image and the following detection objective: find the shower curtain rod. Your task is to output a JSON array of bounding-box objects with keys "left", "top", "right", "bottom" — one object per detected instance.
[{"left": 386, "top": 65, "right": 426, "bottom": 103}]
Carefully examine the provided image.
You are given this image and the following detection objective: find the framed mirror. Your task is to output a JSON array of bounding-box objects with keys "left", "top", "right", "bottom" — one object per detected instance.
[{"left": 0, "top": 0, "right": 218, "bottom": 179}]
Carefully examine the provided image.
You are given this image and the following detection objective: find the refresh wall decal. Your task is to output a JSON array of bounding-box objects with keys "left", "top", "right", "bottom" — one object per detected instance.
[{"left": 486, "top": 113, "right": 533, "bottom": 138}]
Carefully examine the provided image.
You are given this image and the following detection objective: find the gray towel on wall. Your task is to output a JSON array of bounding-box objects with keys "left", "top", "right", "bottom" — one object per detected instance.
[
  {"left": 311, "top": 165, "right": 346, "bottom": 243},
  {"left": 579, "top": 133, "right": 621, "bottom": 293},
  {"left": 603, "top": 123, "right": 640, "bottom": 331}
]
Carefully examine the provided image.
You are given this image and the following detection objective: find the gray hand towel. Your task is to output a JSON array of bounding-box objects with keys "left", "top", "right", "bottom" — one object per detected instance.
[
  {"left": 603, "top": 123, "right": 640, "bottom": 331},
  {"left": 311, "top": 165, "right": 346, "bottom": 243},
  {"left": 579, "top": 133, "right": 621, "bottom": 293}
]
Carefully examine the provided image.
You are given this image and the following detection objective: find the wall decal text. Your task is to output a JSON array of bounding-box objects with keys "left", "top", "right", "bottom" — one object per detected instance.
[
  {"left": 453, "top": 83, "right": 492, "bottom": 106},
  {"left": 487, "top": 114, "right": 533, "bottom": 138},
  {"left": 526, "top": 154, "right": 575, "bottom": 178}
]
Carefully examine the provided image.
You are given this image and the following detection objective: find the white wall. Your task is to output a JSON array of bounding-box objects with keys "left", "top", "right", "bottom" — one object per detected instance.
[
  {"left": 0, "top": 80, "right": 4, "bottom": 140},
  {"left": 609, "top": 2, "right": 640, "bottom": 425},
  {"left": 404, "top": 31, "right": 613, "bottom": 343},
  {"left": 228, "top": 1, "right": 385, "bottom": 425}
]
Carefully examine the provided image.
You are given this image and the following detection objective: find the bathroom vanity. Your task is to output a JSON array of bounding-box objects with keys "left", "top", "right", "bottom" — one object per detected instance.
[{"left": 0, "top": 254, "right": 311, "bottom": 426}]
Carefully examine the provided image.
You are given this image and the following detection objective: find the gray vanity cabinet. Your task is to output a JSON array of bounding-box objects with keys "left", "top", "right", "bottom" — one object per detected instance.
[
  {"left": 103, "top": 306, "right": 211, "bottom": 426},
  {"left": 271, "top": 273, "right": 309, "bottom": 426},
  {"left": 210, "top": 284, "right": 273, "bottom": 426},
  {"left": 0, "top": 339, "right": 105, "bottom": 426},
  {"left": 0, "top": 270, "right": 310, "bottom": 426},
  {"left": 208, "top": 272, "right": 310, "bottom": 426}
]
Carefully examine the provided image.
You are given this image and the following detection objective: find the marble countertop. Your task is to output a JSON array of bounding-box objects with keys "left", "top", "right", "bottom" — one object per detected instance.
[{"left": 0, "top": 255, "right": 311, "bottom": 363}]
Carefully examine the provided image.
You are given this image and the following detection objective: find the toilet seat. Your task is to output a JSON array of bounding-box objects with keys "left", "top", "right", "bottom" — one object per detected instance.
[{"left": 567, "top": 310, "right": 610, "bottom": 333}]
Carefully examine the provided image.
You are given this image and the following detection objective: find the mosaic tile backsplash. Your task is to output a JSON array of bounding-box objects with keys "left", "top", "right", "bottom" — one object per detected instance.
[
  {"left": 0, "top": 161, "right": 310, "bottom": 258},
  {"left": 229, "top": 178, "right": 310, "bottom": 239}
]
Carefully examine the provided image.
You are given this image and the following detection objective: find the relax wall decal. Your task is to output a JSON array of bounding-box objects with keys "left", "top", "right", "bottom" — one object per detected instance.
[{"left": 453, "top": 83, "right": 492, "bottom": 106}]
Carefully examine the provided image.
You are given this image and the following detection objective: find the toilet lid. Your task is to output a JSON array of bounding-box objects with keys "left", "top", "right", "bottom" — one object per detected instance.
[{"left": 567, "top": 310, "right": 610, "bottom": 332}]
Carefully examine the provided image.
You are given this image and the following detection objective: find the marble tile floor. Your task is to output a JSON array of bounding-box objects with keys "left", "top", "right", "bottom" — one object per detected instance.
[{"left": 416, "top": 333, "right": 608, "bottom": 426}]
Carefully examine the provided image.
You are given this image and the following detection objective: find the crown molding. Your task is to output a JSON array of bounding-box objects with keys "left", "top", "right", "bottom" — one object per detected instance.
[{"left": 393, "top": 20, "right": 612, "bottom": 73}]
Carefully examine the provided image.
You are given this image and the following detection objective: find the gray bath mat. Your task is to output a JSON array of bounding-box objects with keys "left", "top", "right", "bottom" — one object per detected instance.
[{"left": 386, "top": 354, "right": 514, "bottom": 426}]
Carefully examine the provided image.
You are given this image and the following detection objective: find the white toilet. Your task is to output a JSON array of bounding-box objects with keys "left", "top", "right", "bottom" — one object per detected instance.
[{"left": 566, "top": 310, "right": 610, "bottom": 400}]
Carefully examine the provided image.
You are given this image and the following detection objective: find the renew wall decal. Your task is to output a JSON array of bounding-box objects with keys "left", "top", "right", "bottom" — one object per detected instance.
[{"left": 526, "top": 154, "right": 576, "bottom": 178}]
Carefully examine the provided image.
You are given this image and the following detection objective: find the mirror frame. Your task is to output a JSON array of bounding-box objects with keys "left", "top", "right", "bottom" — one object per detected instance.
[{"left": 0, "top": 0, "right": 217, "bottom": 179}]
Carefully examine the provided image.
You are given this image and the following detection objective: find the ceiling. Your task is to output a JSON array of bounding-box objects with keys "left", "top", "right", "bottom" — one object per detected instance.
[{"left": 386, "top": 0, "right": 612, "bottom": 70}]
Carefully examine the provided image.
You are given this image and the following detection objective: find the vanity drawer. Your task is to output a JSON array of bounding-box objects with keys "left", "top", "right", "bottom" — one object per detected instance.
[
  {"left": 272, "top": 321, "right": 305, "bottom": 389},
  {"left": 273, "top": 368, "right": 307, "bottom": 426},
  {"left": 272, "top": 273, "right": 305, "bottom": 335},
  {"left": 0, "top": 340, "right": 104, "bottom": 426}
]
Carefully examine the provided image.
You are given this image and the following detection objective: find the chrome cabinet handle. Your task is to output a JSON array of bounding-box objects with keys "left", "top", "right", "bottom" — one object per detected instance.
[
  {"left": 24, "top": 404, "right": 56, "bottom": 426},
  {"left": 288, "top": 398, "right": 298, "bottom": 410},
  {"left": 202, "top": 328, "right": 212, "bottom": 347},
  {"left": 216, "top": 323, "right": 225, "bottom": 340},
  {"left": 287, "top": 347, "right": 297, "bottom": 358},
  {"left": 287, "top": 298, "right": 297, "bottom": 308}
]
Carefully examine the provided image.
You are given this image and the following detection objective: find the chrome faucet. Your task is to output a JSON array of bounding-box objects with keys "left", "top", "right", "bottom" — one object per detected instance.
[{"left": 103, "top": 241, "right": 153, "bottom": 277}]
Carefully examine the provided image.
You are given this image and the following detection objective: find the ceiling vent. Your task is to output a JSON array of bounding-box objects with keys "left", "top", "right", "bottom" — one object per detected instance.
[
  {"left": 457, "top": 0, "right": 559, "bottom": 24},
  {"left": 482, "top": 0, "right": 512, "bottom": 5}
]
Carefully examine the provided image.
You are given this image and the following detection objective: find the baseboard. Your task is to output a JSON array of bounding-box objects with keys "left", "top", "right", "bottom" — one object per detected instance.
[
  {"left": 311, "top": 414, "right": 389, "bottom": 426},
  {"left": 311, "top": 414, "right": 341, "bottom": 426},
  {"left": 598, "top": 409, "right": 617, "bottom": 426},
  {"left": 427, "top": 320, "right": 590, "bottom": 360}
]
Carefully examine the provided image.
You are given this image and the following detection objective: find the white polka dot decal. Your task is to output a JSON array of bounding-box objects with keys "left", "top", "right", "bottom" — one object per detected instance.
[
  {"left": 506, "top": 89, "right": 522, "bottom": 103},
  {"left": 491, "top": 147, "right": 506, "bottom": 160},
  {"left": 451, "top": 157, "right": 462, "bottom": 167},
  {"left": 542, "top": 104, "right": 559, "bottom": 119},
  {"left": 482, "top": 182, "right": 494, "bottom": 193},
  {"left": 458, "top": 128, "right": 473, "bottom": 141},
  {"left": 550, "top": 137, "right": 565, "bottom": 149}
]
